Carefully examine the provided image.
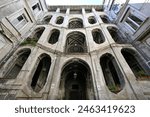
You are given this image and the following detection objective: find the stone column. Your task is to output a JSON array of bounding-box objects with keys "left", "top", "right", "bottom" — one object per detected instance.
[
  {"left": 48, "top": 56, "right": 62, "bottom": 99},
  {"left": 82, "top": 8, "right": 89, "bottom": 27},
  {"left": 56, "top": 8, "right": 60, "bottom": 13},
  {"left": 90, "top": 52, "right": 110, "bottom": 99},
  {"left": 92, "top": 8, "right": 103, "bottom": 24}
]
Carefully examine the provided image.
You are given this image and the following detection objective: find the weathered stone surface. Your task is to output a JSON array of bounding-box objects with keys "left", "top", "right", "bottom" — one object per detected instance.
[{"left": 0, "top": 0, "right": 149, "bottom": 100}]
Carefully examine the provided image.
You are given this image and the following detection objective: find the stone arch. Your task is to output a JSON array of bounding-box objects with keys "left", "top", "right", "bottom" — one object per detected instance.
[
  {"left": 48, "top": 29, "right": 60, "bottom": 44},
  {"left": 65, "top": 31, "right": 87, "bottom": 53},
  {"left": 121, "top": 48, "right": 150, "bottom": 79},
  {"left": 31, "top": 53, "right": 51, "bottom": 92},
  {"left": 59, "top": 59, "right": 95, "bottom": 100},
  {"left": 43, "top": 15, "right": 52, "bottom": 24},
  {"left": 5, "top": 48, "right": 31, "bottom": 79},
  {"left": 100, "top": 15, "right": 110, "bottom": 23},
  {"left": 92, "top": 28, "right": 105, "bottom": 44},
  {"left": 68, "top": 18, "right": 83, "bottom": 29},
  {"left": 88, "top": 16, "right": 97, "bottom": 24},
  {"left": 31, "top": 27, "right": 45, "bottom": 42},
  {"left": 56, "top": 16, "right": 64, "bottom": 24},
  {"left": 100, "top": 53, "right": 125, "bottom": 93},
  {"left": 107, "top": 26, "right": 124, "bottom": 43}
]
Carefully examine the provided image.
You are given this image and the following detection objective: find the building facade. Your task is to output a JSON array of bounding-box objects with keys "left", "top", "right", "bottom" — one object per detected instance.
[{"left": 0, "top": 0, "right": 150, "bottom": 100}]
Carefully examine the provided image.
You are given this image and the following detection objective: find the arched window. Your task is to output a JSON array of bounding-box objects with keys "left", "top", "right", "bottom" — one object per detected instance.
[
  {"left": 43, "top": 15, "right": 52, "bottom": 24},
  {"left": 48, "top": 29, "right": 60, "bottom": 44},
  {"left": 56, "top": 16, "right": 64, "bottom": 24},
  {"left": 100, "top": 15, "right": 110, "bottom": 23},
  {"left": 92, "top": 29, "right": 105, "bottom": 44},
  {"left": 100, "top": 53, "right": 125, "bottom": 93},
  {"left": 68, "top": 18, "right": 83, "bottom": 29},
  {"left": 121, "top": 48, "right": 150, "bottom": 80},
  {"left": 31, "top": 54, "right": 51, "bottom": 92},
  {"left": 88, "top": 16, "right": 96, "bottom": 24},
  {"left": 5, "top": 49, "right": 31, "bottom": 79},
  {"left": 107, "top": 26, "right": 124, "bottom": 43},
  {"left": 65, "top": 31, "right": 87, "bottom": 53},
  {"left": 59, "top": 59, "right": 95, "bottom": 100}
]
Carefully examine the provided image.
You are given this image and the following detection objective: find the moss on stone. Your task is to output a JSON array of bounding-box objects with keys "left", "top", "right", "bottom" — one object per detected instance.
[{"left": 20, "top": 37, "right": 38, "bottom": 46}]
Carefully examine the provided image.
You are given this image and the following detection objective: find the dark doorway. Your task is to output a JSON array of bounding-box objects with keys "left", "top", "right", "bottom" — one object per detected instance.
[{"left": 59, "top": 59, "right": 94, "bottom": 100}]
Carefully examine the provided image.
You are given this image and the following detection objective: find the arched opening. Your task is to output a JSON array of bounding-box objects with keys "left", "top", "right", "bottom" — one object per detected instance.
[
  {"left": 48, "top": 29, "right": 60, "bottom": 44},
  {"left": 21, "top": 27, "right": 45, "bottom": 46},
  {"left": 31, "top": 27, "right": 45, "bottom": 42},
  {"left": 59, "top": 59, "right": 95, "bottom": 100},
  {"left": 43, "top": 15, "right": 52, "bottom": 24},
  {"left": 5, "top": 49, "right": 31, "bottom": 79},
  {"left": 56, "top": 16, "right": 64, "bottom": 24},
  {"left": 88, "top": 16, "right": 96, "bottom": 24},
  {"left": 100, "top": 53, "right": 125, "bottom": 93},
  {"left": 100, "top": 15, "right": 110, "bottom": 23},
  {"left": 121, "top": 48, "right": 150, "bottom": 80},
  {"left": 107, "top": 27, "right": 124, "bottom": 43},
  {"left": 65, "top": 31, "right": 87, "bottom": 53},
  {"left": 92, "top": 29, "right": 105, "bottom": 44},
  {"left": 68, "top": 18, "right": 83, "bottom": 29},
  {"left": 31, "top": 54, "right": 51, "bottom": 92}
]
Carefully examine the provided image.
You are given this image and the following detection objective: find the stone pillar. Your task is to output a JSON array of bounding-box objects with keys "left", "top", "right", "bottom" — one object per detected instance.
[
  {"left": 90, "top": 52, "right": 110, "bottom": 99},
  {"left": 55, "top": 28, "right": 66, "bottom": 53},
  {"left": 63, "top": 14, "right": 69, "bottom": 28},
  {"left": 56, "top": 8, "right": 60, "bottom": 13},
  {"left": 92, "top": 8, "right": 103, "bottom": 24},
  {"left": 66, "top": 8, "right": 70, "bottom": 15},
  {"left": 82, "top": 8, "right": 89, "bottom": 27},
  {"left": 48, "top": 56, "right": 62, "bottom": 99}
]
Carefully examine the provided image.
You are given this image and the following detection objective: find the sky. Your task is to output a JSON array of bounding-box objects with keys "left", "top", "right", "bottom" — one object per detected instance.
[
  {"left": 45, "top": 0, "right": 103, "bottom": 5},
  {"left": 45, "top": 0, "right": 150, "bottom": 6}
]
